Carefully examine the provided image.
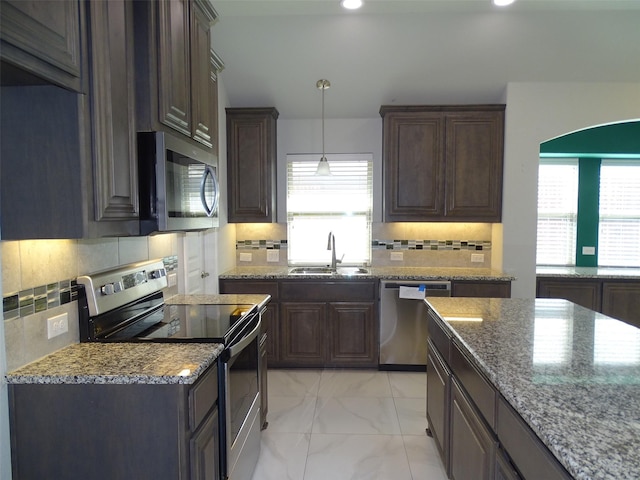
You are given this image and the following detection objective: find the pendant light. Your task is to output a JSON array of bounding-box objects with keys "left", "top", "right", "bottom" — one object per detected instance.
[{"left": 315, "top": 79, "right": 331, "bottom": 176}]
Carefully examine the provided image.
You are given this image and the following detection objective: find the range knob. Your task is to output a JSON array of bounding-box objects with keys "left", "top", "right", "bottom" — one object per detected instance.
[
  {"left": 101, "top": 283, "right": 115, "bottom": 295},
  {"left": 149, "top": 268, "right": 165, "bottom": 279},
  {"left": 134, "top": 271, "right": 147, "bottom": 285}
]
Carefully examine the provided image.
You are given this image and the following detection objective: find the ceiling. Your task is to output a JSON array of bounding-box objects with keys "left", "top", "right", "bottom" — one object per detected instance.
[{"left": 211, "top": 0, "right": 640, "bottom": 119}]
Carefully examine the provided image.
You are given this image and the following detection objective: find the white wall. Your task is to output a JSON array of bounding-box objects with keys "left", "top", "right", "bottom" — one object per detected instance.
[
  {"left": 502, "top": 82, "right": 640, "bottom": 298},
  {"left": 276, "top": 118, "right": 383, "bottom": 223}
]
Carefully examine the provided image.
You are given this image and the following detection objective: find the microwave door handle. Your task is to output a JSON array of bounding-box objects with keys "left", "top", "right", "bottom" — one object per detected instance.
[
  {"left": 228, "top": 316, "right": 261, "bottom": 357},
  {"left": 199, "top": 165, "right": 219, "bottom": 218}
]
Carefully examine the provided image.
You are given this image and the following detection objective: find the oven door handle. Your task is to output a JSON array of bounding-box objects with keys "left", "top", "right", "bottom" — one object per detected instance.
[{"left": 228, "top": 316, "right": 261, "bottom": 357}]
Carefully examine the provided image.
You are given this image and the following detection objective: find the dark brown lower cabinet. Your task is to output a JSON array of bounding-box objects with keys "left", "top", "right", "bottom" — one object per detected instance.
[
  {"left": 427, "top": 307, "right": 572, "bottom": 480},
  {"left": 280, "top": 302, "right": 326, "bottom": 366},
  {"left": 450, "top": 378, "right": 496, "bottom": 480},
  {"left": 9, "top": 363, "right": 219, "bottom": 480},
  {"left": 426, "top": 341, "right": 450, "bottom": 475},
  {"left": 328, "top": 302, "right": 377, "bottom": 365},
  {"left": 602, "top": 282, "right": 640, "bottom": 328},
  {"left": 452, "top": 280, "right": 511, "bottom": 298},
  {"left": 536, "top": 278, "right": 601, "bottom": 311},
  {"left": 537, "top": 277, "right": 640, "bottom": 327},
  {"left": 495, "top": 449, "right": 521, "bottom": 480}
]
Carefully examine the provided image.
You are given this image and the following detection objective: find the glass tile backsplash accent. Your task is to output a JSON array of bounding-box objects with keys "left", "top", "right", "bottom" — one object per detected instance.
[
  {"left": 373, "top": 239, "right": 491, "bottom": 251},
  {"left": 3, "top": 256, "right": 179, "bottom": 320},
  {"left": 236, "top": 240, "right": 288, "bottom": 250},
  {"left": 4, "top": 280, "right": 75, "bottom": 320}
]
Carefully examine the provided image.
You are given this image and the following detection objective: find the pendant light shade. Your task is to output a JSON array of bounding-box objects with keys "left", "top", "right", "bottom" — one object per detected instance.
[{"left": 316, "top": 79, "right": 331, "bottom": 176}]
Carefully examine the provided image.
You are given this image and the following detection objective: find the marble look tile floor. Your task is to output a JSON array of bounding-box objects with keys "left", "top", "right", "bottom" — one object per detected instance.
[{"left": 251, "top": 369, "right": 448, "bottom": 480}]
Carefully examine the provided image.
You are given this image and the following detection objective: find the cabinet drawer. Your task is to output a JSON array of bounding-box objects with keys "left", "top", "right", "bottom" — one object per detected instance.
[
  {"left": 451, "top": 340, "right": 496, "bottom": 431},
  {"left": 497, "top": 397, "right": 572, "bottom": 480},
  {"left": 189, "top": 364, "right": 218, "bottom": 432},
  {"left": 220, "top": 280, "right": 279, "bottom": 301},
  {"left": 280, "top": 281, "right": 376, "bottom": 302},
  {"left": 427, "top": 309, "right": 450, "bottom": 362}
]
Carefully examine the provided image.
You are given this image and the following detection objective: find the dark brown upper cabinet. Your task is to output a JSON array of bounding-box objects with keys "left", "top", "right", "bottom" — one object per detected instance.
[
  {"left": 380, "top": 105, "right": 505, "bottom": 222},
  {"left": 0, "top": 0, "right": 139, "bottom": 239},
  {"left": 226, "top": 107, "right": 279, "bottom": 223},
  {"left": 0, "top": 0, "right": 83, "bottom": 92},
  {"left": 134, "top": 0, "right": 221, "bottom": 149}
]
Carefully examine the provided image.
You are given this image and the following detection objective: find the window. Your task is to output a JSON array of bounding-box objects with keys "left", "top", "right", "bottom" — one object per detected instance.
[
  {"left": 598, "top": 160, "right": 640, "bottom": 267},
  {"left": 287, "top": 153, "right": 373, "bottom": 266},
  {"left": 536, "top": 159, "right": 579, "bottom": 266}
]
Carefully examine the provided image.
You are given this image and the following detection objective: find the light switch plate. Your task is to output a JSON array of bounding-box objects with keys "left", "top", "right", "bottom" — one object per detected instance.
[
  {"left": 390, "top": 252, "right": 404, "bottom": 261},
  {"left": 582, "top": 246, "right": 596, "bottom": 255},
  {"left": 239, "top": 252, "right": 252, "bottom": 262},
  {"left": 267, "top": 250, "right": 280, "bottom": 262}
]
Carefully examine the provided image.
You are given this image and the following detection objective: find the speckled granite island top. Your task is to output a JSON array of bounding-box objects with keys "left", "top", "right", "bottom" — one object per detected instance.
[
  {"left": 426, "top": 297, "right": 640, "bottom": 480},
  {"left": 166, "top": 293, "right": 270, "bottom": 308},
  {"left": 537, "top": 265, "right": 640, "bottom": 279},
  {"left": 220, "top": 266, "right": 515, "bottom": 281},
  {"left": 6, "top": 343, "right": 223, "bottom": 385}
]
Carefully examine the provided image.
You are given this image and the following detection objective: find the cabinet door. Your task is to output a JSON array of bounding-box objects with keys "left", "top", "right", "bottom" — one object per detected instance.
[
  {"left": 190, "top": 406, "right": 220, "bottom": 480},
  {"left": 86, "top": 0, "right": 139, "bottom": 232},
  {"left": 157, "top": 0, "right": 191, "bottom": 136},
  {"left": 381, "top": 110, "right": 445, "bottom": 221},
  {"left": 444, "top": 109, "right": 504, "bottom": 221},
  {"left": 226, "top": 108, "right": 279, "bottom": 223},
  {"left": 262, "top": 303, "right": 280, "bottom": 365},
  {"left": 495, "top": 449, "right": 521, "bottom": 480},
  {"left": 450, "top": 379, "right": 496, "bottom": 480},
  {"left": 452, "top": 281, "right": 511, "bottom": 298},
  {"left": 602, "top": 282, "right": 640, "bottom": 328},
  {"left": 426, "top": 342, "right": 450, "bottom": 475},
  {"left": 190, "top": 0, "right": 216, "bottom": 148},
  {"left": 536, "top": 278, "right": 601, "bottom": 311},
  {"left": 0, "top": 0, "right": 82, "bottom": 91},
  {"left": 327, "top": 302, "right": 377, "bottom": 367},
  {"left": 280, "top": 302, "right": 326, "bottom": 366}
]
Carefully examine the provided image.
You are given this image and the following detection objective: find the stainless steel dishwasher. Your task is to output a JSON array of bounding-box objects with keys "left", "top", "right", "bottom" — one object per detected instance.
[{"left": 379, "top": 280, "right": 451, "bottom": 370}]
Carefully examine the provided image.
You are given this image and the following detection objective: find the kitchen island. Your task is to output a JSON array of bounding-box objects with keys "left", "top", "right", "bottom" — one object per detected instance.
[{"left": 426, "top": 297, "right": 640, "bottom": 480}]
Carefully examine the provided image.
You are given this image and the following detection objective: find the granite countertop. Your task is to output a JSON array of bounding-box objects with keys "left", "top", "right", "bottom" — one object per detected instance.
[
  {"left": 166, "top": 293, "right": 271, "bottom": 309},
  {"left": 537, "top": 265, "right": 640, "bottom": 279},
  {"left": 219, "top": 266, "right": 515, "bottom": 281},
  {"left": 426, "top": 297, "right": 640, "bottom": 480},
  {"left": 5, "top": 343, "right": 224, "bottom": 385}
]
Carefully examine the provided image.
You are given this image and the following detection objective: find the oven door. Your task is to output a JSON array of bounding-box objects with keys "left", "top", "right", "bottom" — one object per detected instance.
[{"left": 221, "top": 313, "right": 261, "bottom": 480}]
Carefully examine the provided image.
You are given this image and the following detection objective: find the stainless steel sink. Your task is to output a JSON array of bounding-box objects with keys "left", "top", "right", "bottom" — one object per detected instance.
[
  {"left": 288, "top": 266, "right": 335, "bottom": 275},
  {"left": 288, "top": 266, "right": 369, "bottom": 275}
]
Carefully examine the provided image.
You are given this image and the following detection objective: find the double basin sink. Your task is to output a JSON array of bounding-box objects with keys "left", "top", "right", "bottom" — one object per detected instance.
[{"left": 288, "top": 266, "right": 369, "bottom": 276}]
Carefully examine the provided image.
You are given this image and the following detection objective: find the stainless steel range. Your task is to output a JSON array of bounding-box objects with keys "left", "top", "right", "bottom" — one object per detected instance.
[{"left": 76, "top": 259, "right": 261, "bottom": 480}]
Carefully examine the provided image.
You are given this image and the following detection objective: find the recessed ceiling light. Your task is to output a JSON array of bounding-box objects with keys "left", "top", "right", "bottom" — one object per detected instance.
[
  {"left": 340, "top": 0, "right": 363, "bottom": 10},
  {"left": 493, "top": 0, "right": 516, "bottom": 6}
]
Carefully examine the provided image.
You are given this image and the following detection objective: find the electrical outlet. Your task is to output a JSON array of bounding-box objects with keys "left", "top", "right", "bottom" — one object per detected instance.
[
  {"left": 167, "top": 273, "right": 177, "bottom": 287},
  {"left": 471, "top": 253, "right": 485, "bottom": 263},
  {"left": 47, "top": 313, "right": 68, "bottom": 339},
  {"left": 239, "top": 252, "right": 252, "bottom": 262},
  {"left": 267, "top": 250, "right": 280, "bottom": 262},
  {"left": 390, "top": 251, "right": 404, "bottom": 261}
]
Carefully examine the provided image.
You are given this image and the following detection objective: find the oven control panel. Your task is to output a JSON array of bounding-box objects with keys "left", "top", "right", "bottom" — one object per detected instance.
[{"left": 77, "top": 260, "right": 168, "bottom": 316}]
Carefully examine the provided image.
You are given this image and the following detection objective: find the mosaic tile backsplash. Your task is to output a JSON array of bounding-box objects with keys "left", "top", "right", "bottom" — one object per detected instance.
[{"left": 236, "top": 239, "right": 491, "bottom": 251}]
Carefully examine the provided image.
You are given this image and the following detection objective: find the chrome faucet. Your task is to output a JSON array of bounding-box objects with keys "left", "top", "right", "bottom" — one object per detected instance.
[{"left": 327, "top": 231, "right": 343, "bottom": 271}]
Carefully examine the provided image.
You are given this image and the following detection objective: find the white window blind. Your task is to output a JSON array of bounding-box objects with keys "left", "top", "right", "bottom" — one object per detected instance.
[
  {"left": 598, "top": 159, "right": 640, "bottom": 267},
  {"left": 287, "top": 153, "right": 373, "bottom": 266},
  {"left": 536, "top": 159, "right": 579, "bottom": 266}
]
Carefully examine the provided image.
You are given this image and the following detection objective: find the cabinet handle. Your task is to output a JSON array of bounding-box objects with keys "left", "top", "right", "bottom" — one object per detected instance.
[
  {"left": 200, "top": 165, "right": 219, "bottom": 218},
  {"left": 201, "top": 271, "right": 210, "bottom": 279}
]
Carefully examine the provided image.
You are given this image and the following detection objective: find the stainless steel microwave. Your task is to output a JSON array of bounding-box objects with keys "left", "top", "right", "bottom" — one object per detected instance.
[{"left": 138, "top": 132, "right": 219, "bottom": 235}]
